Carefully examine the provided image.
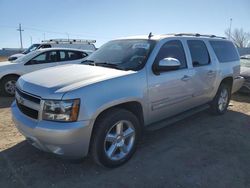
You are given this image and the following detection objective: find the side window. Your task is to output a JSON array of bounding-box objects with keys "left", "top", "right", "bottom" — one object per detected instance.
[
  {"left": 59, "top": 51, "right": 68, "bottom": 62},
  {"left": 80, "top": 52, "right": 88, "bottom": 58},
  {"left": 187, "top": 40, "right": 210, "bottom": 67},
  {"left": 209, "top": 41, "right": 239, "bottom": 63},
  {"left": 26, "top": 51, "right": 58, "bottom": 65},
  {"left": 47, "top": 51, "right": 58, "bottom": 62},
  {"left": 27, "top": 53, "right": 47, "bottom": 65},
  {"left": 68, "top": 51, "right": 82, "bottom": 60},
  {"left": 38, "top": 44, "right": 52, "bottom": 49},
  {"left": 155, "top": 40, "right": 187, "bottom": 69}
]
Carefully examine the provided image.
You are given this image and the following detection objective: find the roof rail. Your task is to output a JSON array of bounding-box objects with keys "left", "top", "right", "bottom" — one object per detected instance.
[
  {"left": 174, "top": 33, "right": 226, "bottom": 39},
  {"left": 41, "top": 39, "right": 96, "bottom": 44}
]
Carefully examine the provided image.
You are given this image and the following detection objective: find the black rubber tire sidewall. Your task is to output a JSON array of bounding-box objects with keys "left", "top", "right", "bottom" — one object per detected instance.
[
  {"left": 210, "top": 83, "right": 231, "bottom": 115},
  {"left": 0, "top": 76, "right": 19, "bottom": 97},
  {"left": 91, "top": 108, "right": 141, "bottom": 168}
]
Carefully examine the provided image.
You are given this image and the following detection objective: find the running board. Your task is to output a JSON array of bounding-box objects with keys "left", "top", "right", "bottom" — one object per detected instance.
[{"left": 146, "top": 104, "right": 210, "bottom": 131}]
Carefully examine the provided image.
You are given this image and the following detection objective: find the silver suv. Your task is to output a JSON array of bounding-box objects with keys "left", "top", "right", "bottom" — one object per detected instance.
[{"left": 11, "top": 33, "right": 244, "bottom": 167}]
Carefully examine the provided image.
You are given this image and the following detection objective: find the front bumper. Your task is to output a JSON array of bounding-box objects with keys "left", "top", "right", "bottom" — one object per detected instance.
[{"left": 11, "top": 101, "right": 93, "bottom": 158}]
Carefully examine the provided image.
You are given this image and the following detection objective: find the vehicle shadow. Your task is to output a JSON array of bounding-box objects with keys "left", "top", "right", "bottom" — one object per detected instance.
[
  {"left": 1, "top": 110, "right": 250, "bottom": 188},
  {"left": 232, "top": 92, "right": 250, "bottom": 103},
  {"left": 0, "top": 97, "right": 14, "bottom": 108}
]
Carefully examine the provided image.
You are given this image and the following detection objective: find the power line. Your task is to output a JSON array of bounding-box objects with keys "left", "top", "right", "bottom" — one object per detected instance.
[
  {"left": 22, "top": 26, "right": 112, "bottom": 40},
  {"left": 1, "top": 24, "right": 115, "bottom": 47},
  {"left": 0, "top": 24, "right": 114, "bottom": 40}
]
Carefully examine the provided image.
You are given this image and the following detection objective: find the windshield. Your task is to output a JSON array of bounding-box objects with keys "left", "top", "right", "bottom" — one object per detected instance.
[
  {"left": 240, "top": 58, "right": 250, "bottom": 68},
  {"left": 83, "top": 39, "right": 156, "bottom": 71},
  {"left": 23, "top": 44, "right": 40, "bottom": 54},
  {"left": 13, "top": 50, "right": 39, "bottom": 63}
]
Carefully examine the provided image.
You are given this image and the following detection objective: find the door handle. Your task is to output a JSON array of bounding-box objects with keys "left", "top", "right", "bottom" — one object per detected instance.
[
  {"left": 207, "top": 70, "right": 215, "bottom": 76},
  {"left": 181, "top": 75, "right": 191, "bottom": 81}
]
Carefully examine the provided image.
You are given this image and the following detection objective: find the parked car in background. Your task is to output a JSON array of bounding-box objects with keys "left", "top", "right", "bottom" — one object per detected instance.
[
  {"left": 8, "top": 44, "right": 41, "bottom": 61},
  {"left": 8, "top": 39, "right": 96, "bottom": 61},
  {"left": 240, "top": 55, "right": 250, "bottom": 93},
  {"left": 1, "top": 48, "right": 90, "bottom": 96},
  {"left": 12, "top": 33, "right": 243, "bottom": 168}
]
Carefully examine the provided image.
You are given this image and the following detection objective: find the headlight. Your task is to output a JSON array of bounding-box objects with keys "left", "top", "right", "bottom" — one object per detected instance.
[{"left": 42, "top": 99, "right": 80, "bottom": 122}]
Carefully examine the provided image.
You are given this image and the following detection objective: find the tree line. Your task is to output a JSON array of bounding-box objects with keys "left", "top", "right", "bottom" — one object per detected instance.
[{"left": 225, "top": 28, "right": 250, "bottom": 48}]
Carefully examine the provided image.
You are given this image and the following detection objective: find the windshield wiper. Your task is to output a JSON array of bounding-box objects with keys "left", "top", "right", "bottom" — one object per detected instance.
[
  {"left": 82, "top": 60, "right": 126, "bottom": 70},
  {"left": 94, "top": 62, "right": 125, "bottom": 70},
  {"left": 81, "top": 59, "right": 95, "bottom": 64}
]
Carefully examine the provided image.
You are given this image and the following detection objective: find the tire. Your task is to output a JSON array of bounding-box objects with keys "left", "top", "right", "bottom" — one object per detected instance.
[
  {"left": 0, "top": 75, "right": 19, "bottom": 97},
  {"left": 90, "top": 108, "right": 142, "bottom": 168},
  {"left": 210, "top": 83, "right": 231, "bottom": 115}
]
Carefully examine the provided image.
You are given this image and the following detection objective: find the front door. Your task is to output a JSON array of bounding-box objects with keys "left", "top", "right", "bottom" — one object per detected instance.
[
  {"left": 23, "top": 50, "right": 59, "bottom": 74},
  {"left": 147, "top": 40, "right": 196, "bottom": 124}
]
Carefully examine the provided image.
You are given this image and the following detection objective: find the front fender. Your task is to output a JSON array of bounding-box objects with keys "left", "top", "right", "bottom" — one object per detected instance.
[
  {"left": 0, "top": 67, "right": 23, "bottom": 80},
  {"left": 91, "top": 97, "right": 145, "bottom": 120},
  {"left": 62, "top": 70, "right": 148, "bottom": 122}
]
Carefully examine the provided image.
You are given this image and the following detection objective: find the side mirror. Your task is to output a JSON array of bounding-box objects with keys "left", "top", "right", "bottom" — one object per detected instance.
[{"left": 153, "top": 57, "right": 181, "bottom": 74}]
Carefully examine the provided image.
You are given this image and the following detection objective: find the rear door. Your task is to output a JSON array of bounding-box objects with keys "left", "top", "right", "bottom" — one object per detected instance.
[
  {"left": 147, "top": 40, "right": 196, "bottom": 124},
  {"left": 186, "top": 40, "right": 218, "bottom": 104},
  {"left": 24, "top": 50, "right": 60, "bottom": 73},
  {"left": 58, "top": 50, "right": 88, "bottom": 65}
]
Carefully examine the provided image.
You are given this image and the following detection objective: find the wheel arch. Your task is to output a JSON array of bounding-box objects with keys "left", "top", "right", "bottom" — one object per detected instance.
[
  {"left": 0, "top": 73, "right": 20, "bottom": 81},
  {"left": 220, "top": 76, "right": 233, "bottom": 91},
  {"left": 87, "top": 100, "right": 145, "bottom": 154},
  {"left": 93, "top": 101, "right": 145, "bottom": 127}
]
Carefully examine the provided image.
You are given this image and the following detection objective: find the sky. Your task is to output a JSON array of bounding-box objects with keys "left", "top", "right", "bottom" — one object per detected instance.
[{"left": 0, "top": 0, "right": 249, "bottom": 49}]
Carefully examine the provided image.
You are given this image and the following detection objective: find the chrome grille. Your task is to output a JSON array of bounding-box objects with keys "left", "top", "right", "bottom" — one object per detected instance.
[
  {"left": 16, "top": 87, "right": 41, "bottom": 104},
  {"left": 16, "top": 102, "right": 39, "bottom": 119},
  {"left": 15, "top": 88, "right": 41, "bottom": 120}
]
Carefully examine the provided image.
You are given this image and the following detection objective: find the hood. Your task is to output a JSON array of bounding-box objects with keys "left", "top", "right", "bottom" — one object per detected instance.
[
  {"left": 10, "top": 53, "right": 24, "bottom": 57},
  {"left": 0, "top": 61, "right": 18, "bottom": 67},
  {"left": 17, "top": 64, "right": 135, "bottom": 99},
  {"left": 240, "top": 66, "right": 250, "bottom": 77}
]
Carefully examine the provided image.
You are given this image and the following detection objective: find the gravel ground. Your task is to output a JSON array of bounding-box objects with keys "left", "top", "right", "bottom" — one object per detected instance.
[
  {"left": 0, "top": 93, "right": 250, "bottom": 188},
  {"left": 0, "top": 56, "right": 7, "bottom": 62}
]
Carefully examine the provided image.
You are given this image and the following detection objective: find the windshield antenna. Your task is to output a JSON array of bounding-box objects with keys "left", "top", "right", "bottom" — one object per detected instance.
[{"left": 148, "top": 32, "right": 153, "bottom": 39}]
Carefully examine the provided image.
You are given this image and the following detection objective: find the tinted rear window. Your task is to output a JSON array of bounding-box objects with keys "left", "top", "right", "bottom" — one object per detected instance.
[
  {"left": 187, "top": 40, "right": 210, "bottom": 67},
  {"left": 209, "top": 41, "right": 239, "bottom": 63}
]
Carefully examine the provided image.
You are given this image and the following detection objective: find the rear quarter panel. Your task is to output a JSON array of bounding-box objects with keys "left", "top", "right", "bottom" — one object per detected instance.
[{"left": 206, "top": 39, "right": 240, "bottom": 95}]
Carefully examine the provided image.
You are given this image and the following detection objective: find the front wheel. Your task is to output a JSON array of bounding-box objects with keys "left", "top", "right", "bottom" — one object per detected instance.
[
  {"left": 210, "top": 83, "right": 231, "bottom": 115},
  {"left": 90, "top": 108, "right": 141, "bottom": 168},
  {"left": 0, "top": 75, "right": 19, "bottom": 96}
]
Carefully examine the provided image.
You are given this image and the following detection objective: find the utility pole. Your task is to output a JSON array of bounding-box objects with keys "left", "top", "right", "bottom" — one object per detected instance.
[
  {"left": 66, "top": 32, "right": 69, "bottom": 41},
  {"left": 30, "top": 36, "right": 33, "bottom": 45},
  {"left": 229, "top": 18, "right": 232, "bottom": 40},
  {"left": 17, "top": 23, "right": 24, "bottom": 49}
]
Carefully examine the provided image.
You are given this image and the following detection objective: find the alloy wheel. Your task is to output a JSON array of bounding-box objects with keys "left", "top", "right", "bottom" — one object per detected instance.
[
  {"left": 104, "top": 120, "right": 135, "bottom": 161},
  {"left": 218, "top": 88, "right": 229, "bottom": 112},
  {"left": 4, "top": 80, "right": 16, "bottom": 95}
]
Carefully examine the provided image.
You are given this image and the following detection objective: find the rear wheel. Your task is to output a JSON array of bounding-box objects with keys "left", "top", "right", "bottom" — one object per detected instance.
[
  {"left": 90, "top": 108, "right": 141, "bottom": 168},
  {"left": 210, "top": 83, "right": 231, "bottom": 115},
  {"left": 0, "top": 75, "right": 19, "bottom": 96}
]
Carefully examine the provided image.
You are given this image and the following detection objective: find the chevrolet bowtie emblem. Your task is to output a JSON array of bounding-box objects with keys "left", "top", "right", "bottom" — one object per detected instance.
[
  {"left": 18, "top": 96, "right": 24, "bottom": 105},
  {"left": 17, "top": 95, "right": 24, "bottom": 104}
]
